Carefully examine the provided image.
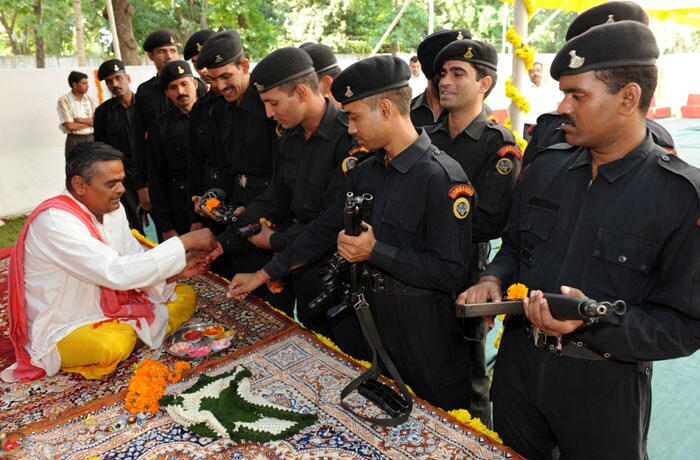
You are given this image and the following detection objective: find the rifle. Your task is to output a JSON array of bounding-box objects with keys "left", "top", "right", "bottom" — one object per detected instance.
[
  {"left": 338, "top": 192, "right": 413, "bottom": 426},
  {"left": 456, "top": 293, "right": 627, "bottom": 322}
]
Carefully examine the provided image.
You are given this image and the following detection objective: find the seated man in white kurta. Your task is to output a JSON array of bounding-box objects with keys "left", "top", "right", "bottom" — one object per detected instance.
[{"left": 2, "top": 142, "right": 218, "bottom": 382}]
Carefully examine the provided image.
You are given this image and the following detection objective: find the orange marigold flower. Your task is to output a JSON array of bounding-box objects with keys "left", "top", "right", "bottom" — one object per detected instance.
[
  {"left": 125, "top": 360, "right": 189, "bottom": 414},
  {"left": 506, "top": 283, "right": 529, "bottom": 300},
  {"left": 205, "top": 198, "right": 220, "bottom": 211}
]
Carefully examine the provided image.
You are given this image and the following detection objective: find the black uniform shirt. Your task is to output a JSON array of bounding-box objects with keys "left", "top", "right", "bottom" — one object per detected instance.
[
  {"left": 133, "top": 75, "right": 207, "bottom": 189},
  {"left": 522, "top": 111, "right": 677, "bottom": 169},
  {"left": 265, "top": 131, "right": 474, "bottom": 294},
  {"left": 484, "top": 134, "right": 700, "bottom": 361},
  {"left": 219, "top": 100, "right": 364, "bottom": 252},
  {"left": 211, "top": 87, "right": 278, "bottom": 206},
  {"left": 188, "top": 91, "right": 222, "bottom": 199},
  {"left": 94, "top": 94, "right": 136, "bottom": 188},
  {"left": 410, "top": 90, "right": 445, "bottom": 127},
  {"left": 425, "top": 110, "right": 521, "bottom": 243},
  {"left": 147, "top": 107, "right": 192, "bottom": 233}
]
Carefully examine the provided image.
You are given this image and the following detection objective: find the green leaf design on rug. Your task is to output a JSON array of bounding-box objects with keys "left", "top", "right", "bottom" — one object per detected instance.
[{"left": 160, "top": 365, "right": 318, "bottom": 441}]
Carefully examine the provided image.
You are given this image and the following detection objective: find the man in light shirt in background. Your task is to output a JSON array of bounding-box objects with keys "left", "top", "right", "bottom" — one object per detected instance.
[
  {"left": 57, "top": 70, "right": 97, "bottom": 155},
  {"left": 522, "top": 62, "right": 560, "bottom": 141}
]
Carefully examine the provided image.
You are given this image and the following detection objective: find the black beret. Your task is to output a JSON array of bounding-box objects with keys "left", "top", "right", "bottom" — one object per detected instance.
[
  {"left": 184, "top": 29, "right": 216, "bottom": 61},
  {"left": 551, "top": 21, "right": 658, "bottom": 81},
  {"left": 158, "top": 60, "right": 194, "bottom": 91},
  {"left": 143, "top": 29, "right": 178, "bottom": 52},
  {"left": 434, "top": 39, "right": 498, "bottom": 74},
  {"left": 566, "top": 1, "right": 649, "bottom": 41},
  {"left": 195, "top": 30, "right": 244, "bottom": 70},
  {"left": 417, "top": 29, "right": 473, "bottom": 79},
  {"left": 250, "top": 47, "right": 315, "bottom": 93},
  {"left": 97, "top": 59, "right": 125, "bottom": 81},
  {"left": 300, "top": 43, "right": 339, "bottom": 74},
  {"left": 331, "top": 55, "right": 410, "bottom": 105}
]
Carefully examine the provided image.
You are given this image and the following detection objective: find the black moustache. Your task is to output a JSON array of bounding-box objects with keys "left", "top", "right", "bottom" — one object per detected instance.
[
  {"left": 177, "top": 94, "right": 189, "bottom": 100},
  {"left": 561, "top": 115, "right": 576, "bottom": 127}
]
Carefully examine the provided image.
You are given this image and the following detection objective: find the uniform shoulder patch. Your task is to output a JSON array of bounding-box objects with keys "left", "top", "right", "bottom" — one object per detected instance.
[
  {"left": 449, "top": 184, "right": 475, "bottom": 199},
  {"left": 497, "top": 144, "right": 523, "bottom": 161},
  {"left": 452, "top": 196, "right": 471, "bottom": 219}
]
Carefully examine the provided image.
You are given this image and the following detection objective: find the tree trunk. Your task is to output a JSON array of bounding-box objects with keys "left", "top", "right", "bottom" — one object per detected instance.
[
  {"left": 200, "top": 0, "right": 208, "bottom": 29},
  {"left": 33, "top": 0, "right": 45, "bottom": 68},
  {"left": 0, "top": 11, "right": 21, "bottom": 55},
  {"left": 73, "top": 0, "right": 87, "bottom": 66},
  {"left": 112, "top": 0, "right": 140, "bottom": 65}
]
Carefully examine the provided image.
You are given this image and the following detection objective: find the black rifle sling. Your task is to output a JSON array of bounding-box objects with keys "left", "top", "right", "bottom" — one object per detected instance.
[{"left": 340, "top": 293, "right": 413, "bottom": 426}]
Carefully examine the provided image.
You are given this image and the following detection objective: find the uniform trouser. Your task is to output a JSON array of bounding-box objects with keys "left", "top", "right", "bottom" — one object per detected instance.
[
  {"left": 367, "top": 290, "right": 472, "bottom": 411},
  {"left": 492, "top": 325, "right": 652, "bottom": 460},
  {"left": 65, "top": 133, "right": 94, "bottom": 156},
  {"left": 56, "top": 284, "right": 196, "bottom": 379},
  {"left": 121, "top": 181, "right": 143, "bottom": 234},
  {"left": 459, "top": 316, "right": 492, "bottom": 426}
]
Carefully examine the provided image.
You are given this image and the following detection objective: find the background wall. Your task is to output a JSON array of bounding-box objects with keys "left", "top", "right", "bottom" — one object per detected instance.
[{"left": 1, "top": 53, "right": 698, "bottom": 217}]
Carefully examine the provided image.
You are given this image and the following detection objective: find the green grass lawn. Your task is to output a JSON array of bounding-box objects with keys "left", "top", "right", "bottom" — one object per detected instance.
[{"left": 0, "top": 216, "right": 27, "bottom": 248}]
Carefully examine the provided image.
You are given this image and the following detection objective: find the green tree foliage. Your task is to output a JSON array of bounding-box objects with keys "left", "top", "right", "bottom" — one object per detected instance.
[{"left": 0, "top": 0, "right": 697, "bottom": 62}]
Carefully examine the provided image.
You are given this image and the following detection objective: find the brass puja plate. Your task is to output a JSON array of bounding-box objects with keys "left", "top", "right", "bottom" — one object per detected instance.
[{"left": 164, "top": 322, "right": 237, "bottom": 359}]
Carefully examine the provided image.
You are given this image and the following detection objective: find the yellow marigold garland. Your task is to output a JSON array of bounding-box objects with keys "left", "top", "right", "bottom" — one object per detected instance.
[
  {"left": 125, "top": 359, "right": 190, "bottom": 415},
  {"left": 505, "top": 78, "right": 530, "bottom": 113},
  {"left": 94, "top": 69, "right": 104, "bottom": 105},
  {"left": 448, "top": 408, "right": 503, "bottom": 444}
]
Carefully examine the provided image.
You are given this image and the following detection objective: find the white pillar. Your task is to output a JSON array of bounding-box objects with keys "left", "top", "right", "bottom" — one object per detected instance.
[{"left": 509, "top": 0, "right": 528, "bottom": 137}]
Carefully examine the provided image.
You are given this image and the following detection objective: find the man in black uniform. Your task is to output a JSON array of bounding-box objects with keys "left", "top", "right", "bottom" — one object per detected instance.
[
  {"left": 195, "top": 31, "right": 292, "bottom": 310},
  {"left": 94, "top": 59, "right": 141, "bottom": 233},
  {"left": 216, "top": 47, "right": 367, "bottom": 349},
  {"left": 522, "top": 1, "right": 675, "bottom": 169},
  {"left": 460, "top": 21, "right": 700, "bottom": 459},
  {"left": 133, "top": 30, "right": 206, "bottom": 240},
  {"left": 184, "top": 29, "right": 215, "bottom": 85},
  {"left": 411, "top": 29, "right": 471, "bottom": 127},
  {"left": 227, "top": 56, "right": 474, "bottom": 411},
  {"left": 426, "top": 39, "right": 521, "bottom": 426},
  {"left": 147, "top": 60, "right": 199, "bottom": 241},
  {"left": 299, "top": 43, "right": 342, "bottom": 107}
]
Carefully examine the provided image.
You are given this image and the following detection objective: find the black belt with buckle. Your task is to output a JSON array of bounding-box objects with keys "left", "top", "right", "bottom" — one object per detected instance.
[
  {"left": 510, "top": 316, "right": 614, "bottom": 361},
  {"left": 235, "top": 174, "right": 269, "bottom": 189},
  {"left": 366, "top": 271, "right": 435, "bottom": 296}
]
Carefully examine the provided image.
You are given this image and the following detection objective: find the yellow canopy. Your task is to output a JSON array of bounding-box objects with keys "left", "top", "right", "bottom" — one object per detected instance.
[{"left": 503, "top": 0, "right": 700, "bottom": 28}]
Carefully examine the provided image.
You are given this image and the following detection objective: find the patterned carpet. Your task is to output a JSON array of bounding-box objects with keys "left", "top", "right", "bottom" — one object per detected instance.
[
  {"left": 20, "top": 329, "right": 519, "bottom": 459},
  {"left": 0, "top": 254, "right": 294, "bottom": 433},
  {"left": 1, "top": 250, "right": 521, "bottom": 459}
]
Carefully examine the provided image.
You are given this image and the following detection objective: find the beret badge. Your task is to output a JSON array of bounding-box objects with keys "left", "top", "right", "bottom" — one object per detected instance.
[
  {"left": 170, "top": 35, "right": 175, "bottom": 43},
  {"left": 568, "top": 50, "right": 585, "bottom": 69},
  {"left": 606, "top": 14, "right": 615, "bottom": 23},
  {"left": 113, "top": 64, "right": 119, "bottom": 72},
  {"left": 344, "top": 86, "right": 354, "bottom": 98},
  {"left": 196, "top": 42, "right": 203, "bottom": 51},
  {"left": 177, "top": 65, "right": 184, "bottom": 74},
  {"left": 456, "top": 31, "right": 464, "bottom": 40},
  {"left": 254, "top": 82, "right": 264, "bottom": 92},
  {"left": 215, "top": 54, "right": 223, "bottom": 63},
  {"left": 464, "top": 47, "right": 474, "bottom": 59}
]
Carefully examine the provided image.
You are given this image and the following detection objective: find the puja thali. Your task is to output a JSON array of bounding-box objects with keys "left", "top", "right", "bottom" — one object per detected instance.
[{"left": 164, "top": 322, "right": 239, "bottom": 359}]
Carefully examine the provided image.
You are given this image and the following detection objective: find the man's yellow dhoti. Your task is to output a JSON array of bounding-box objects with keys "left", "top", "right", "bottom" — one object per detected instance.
[{"left": 56, "top": 284, "right": 196, "bottom": 379}]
